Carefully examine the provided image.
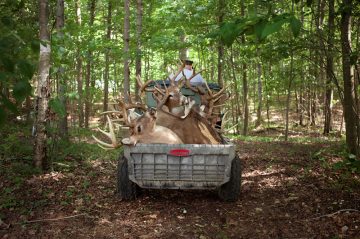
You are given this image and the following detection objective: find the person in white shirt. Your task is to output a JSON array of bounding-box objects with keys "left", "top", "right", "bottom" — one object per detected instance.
[{"left": 169, "top": 59, "right": 205, "bottom": 85}]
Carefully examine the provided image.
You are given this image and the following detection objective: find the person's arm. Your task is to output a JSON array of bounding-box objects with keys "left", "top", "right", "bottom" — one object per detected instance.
[{"left": 190, "top": 73, "right": 205, "bottom": 84}]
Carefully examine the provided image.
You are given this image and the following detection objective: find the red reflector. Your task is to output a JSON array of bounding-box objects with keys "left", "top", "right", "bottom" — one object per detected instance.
[{"left": 169, "top": 149, "right": 190, "bottom": 156}]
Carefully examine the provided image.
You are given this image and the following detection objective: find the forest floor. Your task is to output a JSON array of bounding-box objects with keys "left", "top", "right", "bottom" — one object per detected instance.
[{"left": 0, "top": 123, "right": 360, "bottom": 238}]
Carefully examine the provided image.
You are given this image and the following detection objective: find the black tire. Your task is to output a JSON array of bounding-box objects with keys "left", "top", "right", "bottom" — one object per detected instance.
[
  {"left": 218, "top": 155, "right": 241, "bottom": 202},
  {"left": 117, "top": 154, "right": 139, "bottom": 200}
]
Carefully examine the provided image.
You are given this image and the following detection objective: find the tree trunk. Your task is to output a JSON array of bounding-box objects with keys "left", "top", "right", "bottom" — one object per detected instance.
[
  {"left": 340, "top": 0, "right": 358, "bottom": 156},
  {"left": 123, "top": 0, "right": 131, "bottom": 103},
  {"left": 84, "top": 0, "right": 96, "bottom": 128},
  {"left": 285, "top": 51, "right": 294, "bottom": 141},
  {"left": 103, "top": 1, "right": 112, "bottom": 118},
  {"left": 230, "top": 47, "right": 241, "bottom": 134},
  {"left": 135, "top": 0, "right": 143, "bottom": 103},
  {"left": 324, "top": 0, "right": 335, "bottom": 134},
  {"left": 56, "top": 0, "right": 68, "bottom": 140},
  {"left": 179, "top": 32, "right": 188, "bottom": 60},
  {"left": 255, "top": 49, "right": 262, "bottom": 127},
  {"left": 299, "top": 76, "right": 304, "bottom": 126},
  {"left": 241, "top": 0, "right": 249, "bottom": 136},
  {"left": 34, "top": 0, "right": 51, "bottom": 171},
  {"left": 75, "top": 0, "right": 84, "bottom": 127},
  {"left": 266, "top": 65, "right": 271, "bottom": 128},
  {"left": 217, "top": 0, "right": 225, "bottom": 88}
]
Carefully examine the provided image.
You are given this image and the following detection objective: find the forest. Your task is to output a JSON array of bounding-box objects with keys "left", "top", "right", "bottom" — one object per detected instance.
[{"left": 0, "top": 0, "right": 359, "bottom": 238}]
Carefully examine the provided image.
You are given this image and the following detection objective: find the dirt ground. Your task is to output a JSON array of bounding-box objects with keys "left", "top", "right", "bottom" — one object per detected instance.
[{"left": 1, "top": 136, "right": 360, "bottom": 238}]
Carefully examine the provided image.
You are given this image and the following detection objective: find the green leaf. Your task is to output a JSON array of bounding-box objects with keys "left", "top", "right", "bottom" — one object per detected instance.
[
  {"left": 31, "top": 40, "right": 40, "bottom": 53},
  {"left": 1, "top": 16, "right": 14, "bottom": 28},
  {"left": 349, "top": 154, "right": 356, "bottom": 159},
  {"left": 333, "top": 161, "right": 344, "bottom": 170},
  {"left": 350, "top": 51, "right": 358, "bottom": 65},
  {"left": 13, "top": 81, "right": 32, "bottom": 102},
  {"left": 254, "top": 19, "right": 268, "bottom": 41},
  {"left": 261, "top": 18, "right": 287, "bottom": 39},
  {"left": 0, "top": 94, "right": 18, "bottom": 113},
  {"left": 0, "top": 108, "right": 6, "bottom": 126},
  {"left": 2, "top": 57, "right": 15, "bottom": 73},
  {"left": 49, "top": 97, "right": 66, "bottom": 118},
  {"left": 219, "top": 22, "right": 240, "bottom": 46},
  {"left": 0, "top": 72, "right": 7, "bottom": 83},
  {"left": 289, "top": 16, "right": 302, "bottom": 37},
  {"left": 17, "top": 60, "right": 35, "bottom": 80}
]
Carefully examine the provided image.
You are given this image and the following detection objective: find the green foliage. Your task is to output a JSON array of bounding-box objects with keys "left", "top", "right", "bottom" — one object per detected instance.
[
  {"left": 210, "top": 13, "right": 302, "bottom": 46},
  {"left": 312, "top": 143, "right": 360, "bottom": 174},
  {"left": 49, "top": 97, "right": 66, "bottom": 118},
  {"left": 333, "top": 154, "right": 360, "bottom": 174},
  {"left": 0, "top": 1, "right": 38, "bottom": 125}
]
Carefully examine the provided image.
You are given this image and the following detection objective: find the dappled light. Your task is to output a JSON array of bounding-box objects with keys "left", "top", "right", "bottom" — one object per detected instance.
[{"left": 1, "top": 0, "right": 360, "bottom": 238}]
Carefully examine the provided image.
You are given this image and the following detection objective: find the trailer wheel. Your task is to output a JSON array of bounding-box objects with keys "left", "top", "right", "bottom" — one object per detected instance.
[
  {"left": 218, "top": 155, "right": 241, "bottom": 202},
  {"left": 117, "top": 154, "right": 139, "bottom": 200}
]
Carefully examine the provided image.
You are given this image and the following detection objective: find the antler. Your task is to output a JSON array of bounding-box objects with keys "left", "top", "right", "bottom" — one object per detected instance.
[
  {"left": 136, "top": 75, "right": 158, "bottom": 99},
  {"left": 92, "top": 115, "right": 119, "bottom": 150},
  {"left": 168, "top": 65, "right": 185, "bottom": 86},
  {"left": 204, "top": 80, "right": 226, "bottom": 100},
  {"left": 119, "top": 101, "right": 146, "bottom": 127},
  {"left": 184, "top": 69, "right": 206, "bottom": 93}
]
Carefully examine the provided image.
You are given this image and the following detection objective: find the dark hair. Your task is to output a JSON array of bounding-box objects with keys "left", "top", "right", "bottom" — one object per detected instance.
[{"left": 183, "top": 60, "right": 193, "bottom": 65}]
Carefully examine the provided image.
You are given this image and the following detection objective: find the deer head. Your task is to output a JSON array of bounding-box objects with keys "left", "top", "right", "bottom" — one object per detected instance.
[{"left": 122, "top": 107, "right": 183, "bottom": 145}]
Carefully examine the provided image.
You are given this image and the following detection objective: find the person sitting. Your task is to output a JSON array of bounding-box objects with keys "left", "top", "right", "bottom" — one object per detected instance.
[{"left": 169, "top": 59, "right": 205, "bottom": 85}]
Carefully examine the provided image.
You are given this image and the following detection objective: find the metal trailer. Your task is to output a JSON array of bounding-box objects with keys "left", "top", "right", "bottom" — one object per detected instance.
[{"left": 117, "top": 83, "right": 241, "bottom": 201}]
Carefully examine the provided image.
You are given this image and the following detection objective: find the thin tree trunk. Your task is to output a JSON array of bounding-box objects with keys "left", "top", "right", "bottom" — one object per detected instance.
[
  {"left": 229, "top": 47, "right": 240, "bottom": 134},
  {"left": 299, "top": 76, "right": 304, "bottom": 126},
  {"left": 179, "top": 33, "right": 188, "bottom": 60},
  {"left": 56, "top": 0, "right": 68, "bottom": 140},
  {"left": 255, "top": 49, "right": 262, "bottom": 127},
  {"left": 123, "top": 0, "right": 131, "bottom": 103},
  {"left": 217, "top": 0, "right": 225, "bottom": 88},
  {"left": 241, "top": 0, "right": 248, "bottom": 136},
  {"left": 75, "top": 0, "right": 84, "bottom": 127},
  {"left": 324, "top": 0, "right": 335, "bottom": 134},
  {"left": 103, "top": 1, "right": 112, "bottom": 118},
  {"left": 340, "top": 0, "right": 358, "bottom": 156},
  {"left": 85, "top": 0, "right": 96, "bottom": 128},
  {"left": 135, "top": 0, "right": 143, "bottom": 102},
  {"left": 285, "top": 50, "right": 294, "bottom": 141},
  {"left": 266, "top": 65, "right": 271, "bottom": 128},
  {"left": 34, "top": 0, "right": 51, "bottom": 170}
]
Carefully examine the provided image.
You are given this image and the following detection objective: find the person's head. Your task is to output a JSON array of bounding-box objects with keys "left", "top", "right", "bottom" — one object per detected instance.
[{"left": 182, "top": 59, "right": 193, "bottom": 70}]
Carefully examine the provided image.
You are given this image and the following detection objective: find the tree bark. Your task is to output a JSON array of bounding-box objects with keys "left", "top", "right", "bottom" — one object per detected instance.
[
  {"left": 217, "top": 0, "right": 225, "bottom": 88},
  {"left": 103, "top": 1, "right": 112, "bottom": 118},
  {"left": 255, "top": 48, "right": 262, "bottom": 127},
  {"left": 179, "top": 32, "right": 188, "bottom": 60},
  {"left": 75, "top": 0, "right": 84, "bottom": 127},
  {"left": 340, "top": 0, "right": 358, "bottom": 156},
  {"left": 123, "top": 0, "right": 131, "bottom": 103},
  {"left": 34, "top": 0, "right": 51, "bottom": 171},
  {"left": 56, "top": 0, "right": 68, "bottom": 140},
  {"left": 285, "top": 51, "right": 294, "bottom": 141},
  {"left": 84, "top": 0, "right": 96, "bottom": 128},
  {"left": 324, "top": 0, "right": 335, "bottom": 134},
  {"left": 241, "top": 0, "right": 249, "bottom": 136},
  {"left": 230, "top": 47, "right": 241, "bottom": 134},
  {"left": 135, "top": 0, "right": 143, "bottom": 103}
]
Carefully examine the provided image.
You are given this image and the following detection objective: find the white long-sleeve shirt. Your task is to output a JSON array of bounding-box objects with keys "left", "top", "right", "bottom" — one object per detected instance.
[{"left": 169, "top": 68, "right": 204, "bottom": 85}]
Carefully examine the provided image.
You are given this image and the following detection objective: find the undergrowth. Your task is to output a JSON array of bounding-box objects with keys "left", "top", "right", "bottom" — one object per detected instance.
[{"left": 0, "top": 121, "right": 121, "bottom": 214}]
